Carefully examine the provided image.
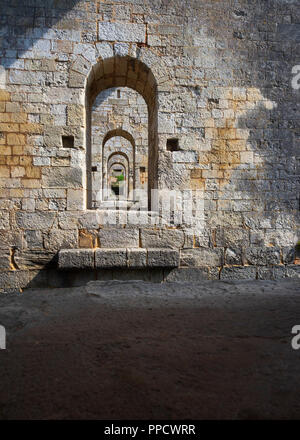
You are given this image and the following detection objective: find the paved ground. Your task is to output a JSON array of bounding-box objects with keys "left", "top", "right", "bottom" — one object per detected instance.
[{"left": 0, "top": 279, "right": 299, "bottom": 420}]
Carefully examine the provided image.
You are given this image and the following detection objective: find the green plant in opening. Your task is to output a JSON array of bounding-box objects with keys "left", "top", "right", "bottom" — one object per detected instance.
[{"left": 117, "top": 174, "right": 124, "bottom": 182}]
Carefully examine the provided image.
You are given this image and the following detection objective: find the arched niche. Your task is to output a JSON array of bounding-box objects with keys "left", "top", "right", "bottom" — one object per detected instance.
[
  {"left": 102, "top": 130, "right": 135, "bottom": 200},
  {"left": 107, "top": 151, "right": 130, "bottom": 199},
  {"left": 85, "top": 55, "right": 158, "bottom": 210},
  {"left": 107, "top": 155, "right": 129, "bottom": 199}
]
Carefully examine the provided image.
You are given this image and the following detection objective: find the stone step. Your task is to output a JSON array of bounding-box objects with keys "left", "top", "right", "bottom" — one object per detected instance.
[{"left": 58, "top": 248, "right": 179, "bottom": 270}]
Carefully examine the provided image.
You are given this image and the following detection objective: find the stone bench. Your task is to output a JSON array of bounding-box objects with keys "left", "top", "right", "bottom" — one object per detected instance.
[{"left": 58, "top": 248, "right": 180, "bottom": 270}]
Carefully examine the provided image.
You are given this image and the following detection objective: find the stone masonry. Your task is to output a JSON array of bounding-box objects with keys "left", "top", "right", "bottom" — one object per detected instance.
[{"left": 0, "top": 0, "right": 299, "bottom": 291}]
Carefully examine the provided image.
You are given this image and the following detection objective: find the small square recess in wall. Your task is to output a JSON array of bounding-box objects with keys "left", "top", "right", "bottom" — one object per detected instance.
[
  {"left": 166, "top": 138, "right": 179, "bottom": 152},
  {"left": 62, "top": 135, "right": 74, "bottom": 148}
]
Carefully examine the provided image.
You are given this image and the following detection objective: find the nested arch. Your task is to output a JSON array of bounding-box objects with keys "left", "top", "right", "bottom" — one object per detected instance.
[
  {"left": 85, "top": 55, "right": 158, "bottom": 209},
  {"left": 108, "top": 159, "right": 128, "bottom": 198},
  {"left": 103, "top": 129, "right": 135, "bottom": 149},
  {"left": 102, "top": 130, "right": 135, "bottom": 196}
]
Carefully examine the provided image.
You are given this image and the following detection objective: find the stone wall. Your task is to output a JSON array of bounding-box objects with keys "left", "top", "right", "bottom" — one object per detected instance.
[{"left": 0, "top": 0, "right": 299, "bottom": 291}]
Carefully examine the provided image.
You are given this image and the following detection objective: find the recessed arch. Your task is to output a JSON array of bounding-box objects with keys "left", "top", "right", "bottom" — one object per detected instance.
[
  {"left": 85, "top": 55, "right": 158, "bottom": 209},
  {"left": 102, "top": 130, "right": 136, "bottom": 197},
  {"left": 103, "top": 129, "right": 135, "bottom": 149},
  {"left": 108, "top": 159, "right": 128, "bottom": 199}
]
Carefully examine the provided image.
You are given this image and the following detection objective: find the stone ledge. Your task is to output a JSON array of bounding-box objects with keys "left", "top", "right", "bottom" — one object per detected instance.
[
  {"left": 58, "top": 249, "right": 94, "bottom": 270},
  {"left": 58, "top": 248, "right": 180, "bottom": 270}
]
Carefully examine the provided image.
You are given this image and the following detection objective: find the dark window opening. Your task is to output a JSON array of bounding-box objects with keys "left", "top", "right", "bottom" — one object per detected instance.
[
  {"left": 62, "top": 135, "right": 74, "bottom": 148},
  {"left": 91, "top": 166, "right": 97, "bottom": 172},
  {"left": 140, "top": 166, "right": 146, "bottom": 173},
  {"left": 166, "top": 138, "right": 179, "bottom": 152},
  {"left": 117, "top": 90, "right": 121, "bottom": 98}
]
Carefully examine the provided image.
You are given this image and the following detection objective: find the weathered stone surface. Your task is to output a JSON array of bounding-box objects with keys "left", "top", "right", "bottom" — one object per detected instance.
[
  {"left": 99, "top": 228, "right": 139, "bottom": 248},
  {"left": 282, "top": 247, "right": 295, "bottom": 264},
  {"left": 42, "top": 167, "right": 82, "bottom": 188},
  {"left": 58, "top": 249, "right": 94, "bottom": 270},
  {"left": 141, "top": 228, "right": 184, "bottom": 249},
  {"left": 225, "top": 248, "right": 243, "bottom": 265},
  {"left": 164, "top": 267, "right": 209, "bottom": 282},
  {"left": 16, "top": 212, "right": 56, "bottom": 230},
  {"left": 216, "top": 228, "right": 249, "bottom": 248},
  {"left": 220, "top": 266, "right": 257, "bottom": 280},
  {"left": 0, "top": 253, "right": 10, "bottom": 270},
  {"left": 245, "top": 247, "right": 281, "bottom": 266},
  {"left": 0, "top": 231, "right": 22, "bottom": 249},
  {"left": 127, "top": 248, "right": 147, "bottom": 267},
  {"left": 257, "top": 267, "right": 275, "bottom": 280},
  {"left": 44, "top": 229, "right": 78, "bottom": 251},
  {"left": 0, "top": 270, "right": 30, "bottom": 291},
  {"left": 15, "top": 250, "right": 57, "bottom": 270},
  {"left": 147, "top": 249, "right": 179, "bottom": 267},
  {"left": 95, "top": 248, "right": 127, "bottom": 268},
  {"left": 286, "top": 265, "right": 300, "bottom": 279},
  {"left": 0, "top": 211, "right": 10, "bottom": 230},
  {"left": 98, "top": 22, "right": 146, "bottom": 43},
  {"left": 180, "top": 248, "right": 223, "bottom": 267},
  {"left": 67, "top": 189, "right": 84, "bottom": 210},
  {"left": 277, "top": 24, "right": 300, "bottom": 42}
]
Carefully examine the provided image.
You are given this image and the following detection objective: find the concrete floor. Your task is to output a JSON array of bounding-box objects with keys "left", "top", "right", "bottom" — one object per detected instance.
[{"left": 0, "top": 279, "right": 299, "bottom": 420}]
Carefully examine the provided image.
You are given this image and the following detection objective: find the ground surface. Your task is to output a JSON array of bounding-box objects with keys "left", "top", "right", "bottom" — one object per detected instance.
[{"left": 0, "top": 279, "right": 299, "bottom": 420}]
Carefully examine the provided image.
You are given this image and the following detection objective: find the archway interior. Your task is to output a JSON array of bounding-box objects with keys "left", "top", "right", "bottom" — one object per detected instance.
[
  {"left": 91, "top": 87, "right": 148, "bottom": 207},
  {"left": 109, "top": 162, "right": 127, "bottom": 198},
  {"left": 86, "top": 56, "right": 158, "bottom": 210},
  {"left": 107, "top": 152, "right": 129, "bottom": 199}
]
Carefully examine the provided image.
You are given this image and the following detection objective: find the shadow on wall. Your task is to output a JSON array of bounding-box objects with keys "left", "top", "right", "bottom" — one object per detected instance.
[
  {"left": 24, "top": 265, "right": 169, "bottom": 290},
  {"left": 194, "top": 1, "right": 300, "bottom": 255},
  {"left": 1, "top": 0, "right": 85, "bottom": 70}
]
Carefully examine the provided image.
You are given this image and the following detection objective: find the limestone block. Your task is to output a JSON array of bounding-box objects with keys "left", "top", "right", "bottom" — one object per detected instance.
[
  {"left": 140, "top": 229, "right": 184, "bottom": 249},
  {"left": 0, "top": 211, "right": 9, "bottom": 230},
  {"left": 225, "top": 248, "right": 243, "bottom": 265},
  {"left": 0, "top": 270, "right": 30, "bottom": 291},
  {"left": 0, "top": 231, "right": 22, "bottom": 249},
  {"left": 273, "top": 266, "right": 287, "bottom": 279},
  {"left": 24, "top": 230, "right": 43, "bottom": 249},
  {"left": 33, "top": 157, "right": 51, "bottom": 166},
  {"left": 172, "top": 151, "right": 198, "bottom": 163},
  {"left": 164, "top": 267, "right": 209, "bottom": 282},
  {"left": 69, "top": 70, "right": 85, "bottom": 88},
  {"left": 96, "top": 42, "right": 114, "bottom": 59},
  {"left": 257, "top": 267, "right": 275, "bottom": 280},
  {"left": 180, "top": 248, "right": 223, "bottom": 267},
  {"left": 277, "top": 24, "right": 300, "bottom": 41},
  {"left": 67, "top": 189, "right": 84, "bottom": 210},
  {"left": 282, "top": 247, "right": 295, "bottom": 264},
  {"left": 286, "top": 265, "right": 300, "bottom": 279},
  {"left": 42, "top": 167, "right": 82, "bottom": 188},
  {"left": 58, "top": 249, "right": 94, "bottom": 270},
  {"left": 95, "top": 248, "right": 127, "bottom": 268},
  {"left": 98, "top": 22, "right": 146, "bottom": 43},
  {"left": 215, "top": 227, "right": 249, "bottom": 247},
  {"left": 220, "top": 266, "right": 257, "bottom": 280},
  {"left": 67, "top": 104, "right": 84, "bottom": 126},
  {"left": 16, "top": 211, "right": 56, "bottom": 230},
  {"left": 147, "top": 248, "right": 179, "bottom": 267},
  {"left": 44, "top": 229, "right": 78, "bottom": 251},
  {"left": 99, "top": 228, "right": 139, "bottom": 248},
  {"left": 127, "top": 248, "right": 147, "bottom": 267},
  {"left": 15, "top": 250, "right": 57, "bottom": 270},
  {"left": 0, "top": 253, "right": 10, "bottom": 270},
  {"left": 244, "top": 246, "right": 281, "bottom": 266}
]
